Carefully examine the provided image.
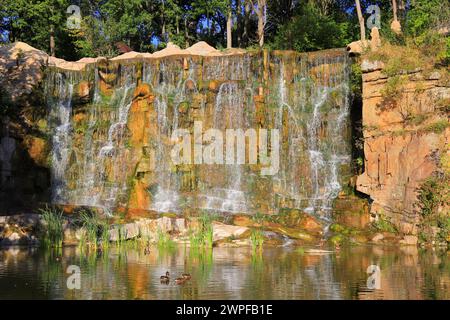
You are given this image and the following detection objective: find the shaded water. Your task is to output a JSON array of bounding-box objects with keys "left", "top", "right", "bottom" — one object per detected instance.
[{"left": 0, "top": 246, "right": 448, "bottom": 300}]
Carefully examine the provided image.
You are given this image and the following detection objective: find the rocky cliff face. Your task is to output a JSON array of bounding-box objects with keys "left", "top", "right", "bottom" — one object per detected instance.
[
  {"left": 1, "top": 42, "right": 353, "bottom": 220},
  {"left": 357, "top": 60, "right": 449, "bottom": 234}
]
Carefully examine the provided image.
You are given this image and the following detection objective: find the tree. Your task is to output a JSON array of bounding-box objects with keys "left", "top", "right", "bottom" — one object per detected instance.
[
  {"left": 0, "top": 0, "right": 78, "bottom": 59},
  {"left": 226, "top": 1, "right": 232, "bottom": 48},
  {"left": 355, "top": 0, "right": 365, "bottom": 41},
  {"left": 270, "top": 2, "right": 353, "bottom": 52},
  {"left": 253, "top": 0, "right": 266, "bottom": 47},
  {"left": 390, "top": 0, "right": 402, "bottom": 34}
]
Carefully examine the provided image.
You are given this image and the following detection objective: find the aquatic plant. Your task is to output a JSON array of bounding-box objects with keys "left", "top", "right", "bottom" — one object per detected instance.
[
  {"left": 78, "top": 211, "right": 99, "bottom": 248},
  {"left": 75, "top": 211, "right": 112, "bottom": 249},
  {"left": 39, "top": 206, "right": 64, "bottom": 248},
  {"left": 250, "top": 229, "right": 264, "bottom": 251},
  {"left": 189, "top": 212, "right": 215, "bottom": 248},
  {"left": 156, "top": 228, "right": 175, "bottom": 249}
]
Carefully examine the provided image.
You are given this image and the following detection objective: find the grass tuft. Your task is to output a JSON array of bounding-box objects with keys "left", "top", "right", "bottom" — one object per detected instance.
[{"left": 39, "top": 206, "right": 64, "bottom": 248}]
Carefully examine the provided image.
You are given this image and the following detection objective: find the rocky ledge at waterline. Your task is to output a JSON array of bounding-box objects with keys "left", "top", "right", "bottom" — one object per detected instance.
[{"left": 0, "top": 207, "right": 434, "bottom": 248}]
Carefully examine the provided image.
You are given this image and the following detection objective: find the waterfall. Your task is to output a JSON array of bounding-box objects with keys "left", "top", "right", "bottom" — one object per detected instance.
[
  {"left": 46, "top": 71, "right": 76, "bottom": 203},
  {"left": 45, "top": 49, "right": 351, "bottom": 218},
  {"left": 270, "top": 52, "right": 351, "bottom": 220},
  {"left": 145, "top": 59, "right": 199, "bottom": 212},
  {"left": 200, "top": 81, "right": 248, "bottom": 214}
]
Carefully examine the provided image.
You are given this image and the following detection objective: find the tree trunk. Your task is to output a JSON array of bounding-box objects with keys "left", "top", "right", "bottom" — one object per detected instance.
[
  {"left": 50, "top": 25, "right": 55, "bottom": 57},
  {"left": 355, "top": 0, "right": 365, "bottom": 41},
  {"left": 256, "top": 0, "right": 266, "bottom": 47},
  {"left": 392, "top": 0, "right": 398, "bottom": 21},
  {"left": 227, "top": 6, "right": 232, "bottom": 49},
  {"left": 390, "top": 0, "right": 402, "bottom": 34},
  {"left": 161, "top": 1, "right": 166, "bottom": 41},
  {"left": 243, "top": 0, "right": 251, "bottom": 46},
  {"left": 236, "top": 0, "right": 242, "bottom": 47},
  {"left": 207, "top": 11, "right": 211, "bottom": 37},
  {"left": 184, "top": 17, "right": 189, "bottom": 47},
  {"left": 9, "top": 26, "right": 16, "bottom": 43}
]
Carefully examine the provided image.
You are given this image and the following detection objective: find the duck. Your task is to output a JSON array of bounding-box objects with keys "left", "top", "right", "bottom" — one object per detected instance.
[
  {"left": 182, "top": 273, "right": 191, "bottom": 280},
  {"left": 160, "top": 271, "right": 170, "bottom": 282},
  {"left": 175, "top": 276, "right": 186, "bottom": 285}
]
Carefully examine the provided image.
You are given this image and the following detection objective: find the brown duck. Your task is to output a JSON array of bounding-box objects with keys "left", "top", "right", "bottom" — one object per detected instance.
[{"left": 160, "top": 271, "right": 170, "bottom": 284}]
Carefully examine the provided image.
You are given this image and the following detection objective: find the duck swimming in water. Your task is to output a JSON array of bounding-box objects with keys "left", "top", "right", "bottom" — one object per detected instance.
[
  {"left": 175, "top": 276, "right": 186, "bottom": 285},
  {"left": 160, "top": 271, "right": 170, "bottom": 283},
  {"left": 182, "top": 273, "right": 191, "bottom": 280}
]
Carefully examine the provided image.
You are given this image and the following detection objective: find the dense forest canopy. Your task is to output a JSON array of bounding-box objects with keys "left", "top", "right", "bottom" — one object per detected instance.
[{"left": 0, "top": 0, "right": 449, "bottom": 60}]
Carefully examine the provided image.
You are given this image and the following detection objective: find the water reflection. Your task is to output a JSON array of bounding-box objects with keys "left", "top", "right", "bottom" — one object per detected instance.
[{"left": 0, "top": 246, "right": 448, "bottom": 300}]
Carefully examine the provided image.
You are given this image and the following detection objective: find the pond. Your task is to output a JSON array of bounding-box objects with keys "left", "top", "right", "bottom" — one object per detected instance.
[{"left": 0, "top": 245, "right": 448, "bottom": 300}]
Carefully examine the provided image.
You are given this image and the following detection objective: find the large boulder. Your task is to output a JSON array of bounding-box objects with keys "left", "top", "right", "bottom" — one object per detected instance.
[
  {"left": 212, "top": 222, "right": 250, "bottom": 242},
  {"left": 347, "top": 40, "right": 370, "bottom": 55},
  {"left": 109, "top": 223, "right": 140, "bottom": 241},
  {"left": 0, "top": 42, "right": 48, "bottom": 102}
]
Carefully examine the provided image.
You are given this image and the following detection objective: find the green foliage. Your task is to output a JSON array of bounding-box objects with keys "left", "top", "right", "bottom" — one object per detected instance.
[
  {"left": 372, "top": 215, "right": 397, "bottom": 234},
  {"left": 329, "top": 223, "right": 346, "bottom": 234},
  {"left": 250, "top": 229, "right": 264, "bottom": 251},
  {"left": 156, "top": 227, "right": 175, "bottom": 249},
  {"left": 406, "top": 0, "right": 449, "bottom": 39},
  {"left": 189, "top": 212, "right": 215, "bottom": 248},
  {"left": 417, "top": 175, "right": 449, "bottom": 219},
  {"left": 269, "top": 3, "right": 352, "bottom": 52},
  {"left": 329, "top": 234, "right": 343, "bottom": 245},
  {"left": 417, "top": 174, "right": 449, "bottom": 244},
  {"left": 39, "top": 206, "right": 64, "bottom": 247},
  {"left": 77, "top": 211, "right": 110, "bottom": 248},
  {"left": 381, "top": 75, "right": 406, "bottom": 100},
  {"left": 421, "top": 120, "right": 450, "bottom": 134},
  {"left": 0, "top": 86, "right": 14, "bottom": 118},
  {"left": 406, "top": 113, "right": 428, "bottom": 126},
  {"left": 0, "top": 0, "right": 79, "bottom": 60},
  {"left": 350, "top": 61, "right": 362, "bottom": 100}
]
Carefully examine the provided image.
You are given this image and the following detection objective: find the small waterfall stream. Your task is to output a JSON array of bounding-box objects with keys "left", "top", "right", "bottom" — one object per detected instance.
[{"left": 46, "top": 72, "right": 76, "bottom": 203}]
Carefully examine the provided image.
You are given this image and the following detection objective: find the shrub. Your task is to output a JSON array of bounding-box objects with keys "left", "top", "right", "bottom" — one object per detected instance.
[
  {"left": 416, "top": 173, "right": 450, "bottom": 244},
  {"left": 372, "top": 215, "right": 397, "bottom": 234},
  {"left": 421, "top": 120, "right": 449, "bottom": 134}
]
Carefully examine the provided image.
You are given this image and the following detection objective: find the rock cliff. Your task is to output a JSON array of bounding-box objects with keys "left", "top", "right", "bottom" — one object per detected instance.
[{"left": 356, "top": 60, "right": 449, "bottom": 234}]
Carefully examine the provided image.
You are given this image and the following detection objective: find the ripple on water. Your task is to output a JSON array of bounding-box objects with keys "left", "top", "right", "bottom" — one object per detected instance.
[{"left": 0, "top": 246, "right": 448, "bottom": 300}]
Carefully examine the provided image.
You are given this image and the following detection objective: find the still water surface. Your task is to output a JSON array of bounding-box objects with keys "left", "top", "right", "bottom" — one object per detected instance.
[{"left": 0, "top": 245, "right": 448, "bottom": 299}]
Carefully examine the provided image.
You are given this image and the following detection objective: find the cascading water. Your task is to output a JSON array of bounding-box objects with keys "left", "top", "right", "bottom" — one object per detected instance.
[
  {"left": 200, "top": 81, "right": 248, "bottom": 213},
  {"left": 45, "top": 49, "right": 351, "bottom": 218},
  {"left": 46, "top": 64, "right": 137, "bottom": 213},
  {"left": 46, "top": 71, "right": 77, "bottom": 203},
  {"left": 262, "top": 52, "right": 352, "bottom": 220}
]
